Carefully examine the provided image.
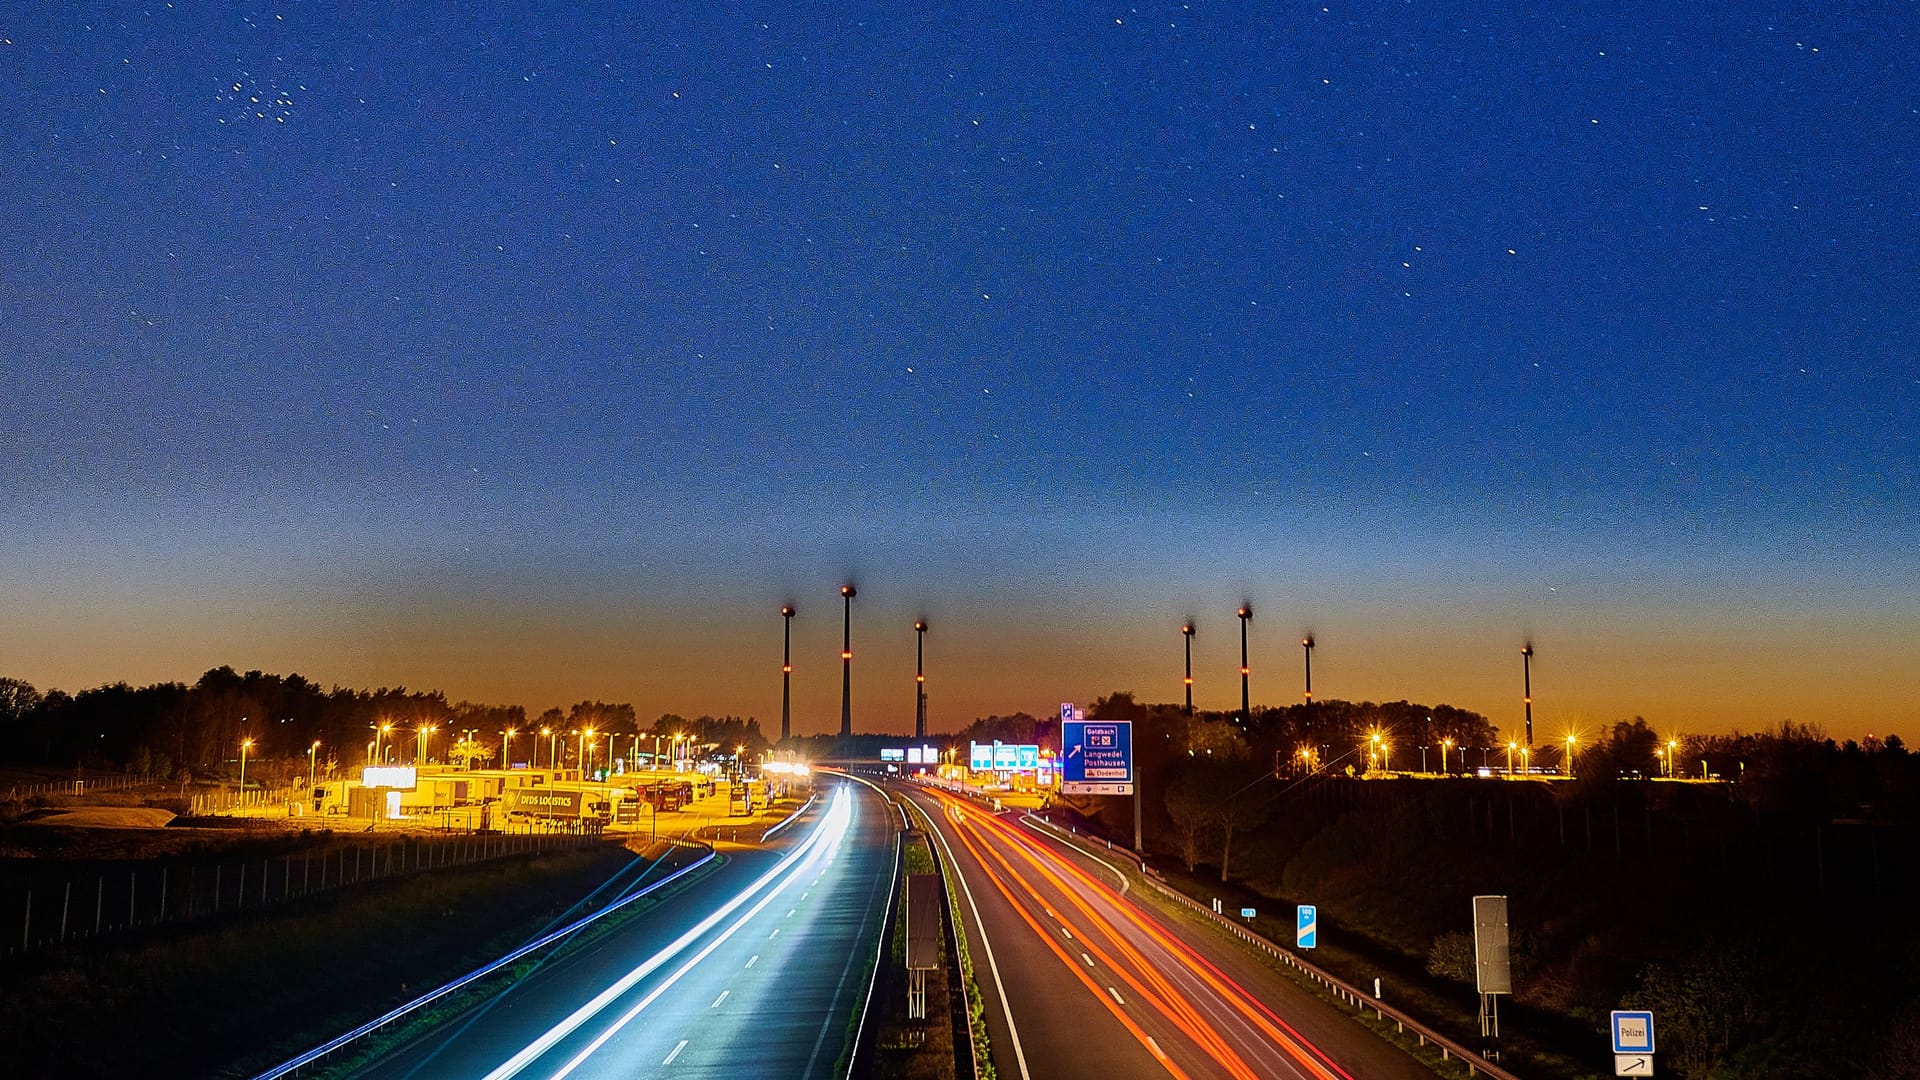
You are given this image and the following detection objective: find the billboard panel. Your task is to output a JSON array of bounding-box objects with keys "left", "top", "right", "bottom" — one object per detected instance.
[{"left": 1472, "top": 894, "right": 1512, "bottom": 994}]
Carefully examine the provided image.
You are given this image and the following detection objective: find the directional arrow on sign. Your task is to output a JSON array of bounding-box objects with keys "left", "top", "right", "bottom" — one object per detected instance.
[{"left": 1615, "top": 1053, "right": 1654, "bottom": 1077}]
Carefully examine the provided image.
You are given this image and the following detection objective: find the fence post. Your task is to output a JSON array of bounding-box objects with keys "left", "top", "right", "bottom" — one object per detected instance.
[
  {"left": 130, "top": 872, "right": 137, "bottom": 928},
  {"left": 22, "top": 889, "right": 30, "bottom": 952},
  {"left": 160, "top": 867, "right": 167, "bottom": 923},
  {"left": 261, "top": 859, "right": 268, "bottom": 905},
  {"left": 239, "top": 864, "right": 246, "bottom": 910},
  {"left": 283, "top": 855, "right": 290, "bottom": 901},
  {"left": 215, "top": 866, "right": 222, "bottom": 913},
  {"left": 60, "top": 882, "right": 70, "bottom": 943}
]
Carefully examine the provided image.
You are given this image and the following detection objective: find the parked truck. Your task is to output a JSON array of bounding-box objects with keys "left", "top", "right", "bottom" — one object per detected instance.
[{"left": 503, "top": 787, "right": 612, "bottom": 824}]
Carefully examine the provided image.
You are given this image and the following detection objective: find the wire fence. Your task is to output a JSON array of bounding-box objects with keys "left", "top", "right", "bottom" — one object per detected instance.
[
  {"left": 3, "top": 773, "right": 162, "bottom": 800},
  {"left": 3, "top": 823, "right": 603, "bottom": 959}
]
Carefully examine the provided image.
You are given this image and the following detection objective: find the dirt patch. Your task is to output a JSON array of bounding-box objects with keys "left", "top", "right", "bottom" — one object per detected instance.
[{"left": 19, "top": 807, "right": 176, "bottom": 830}]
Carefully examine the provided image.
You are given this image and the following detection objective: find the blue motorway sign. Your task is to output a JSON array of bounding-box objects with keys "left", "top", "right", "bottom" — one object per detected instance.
[
  {"left": 1017, "top": 744, "right": 1040, "bottom": 770},
  {"left": 1297, "top": 904, "right": 1318, "bottom": 949},
  {"left": 1061, "top": 720, "right": 1133, "bottom": 794}
]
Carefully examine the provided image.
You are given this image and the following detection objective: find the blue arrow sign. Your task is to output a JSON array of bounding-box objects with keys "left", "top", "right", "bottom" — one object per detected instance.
[{"left": 1297, "top": 904, "right": 1318, "bottom": 949}]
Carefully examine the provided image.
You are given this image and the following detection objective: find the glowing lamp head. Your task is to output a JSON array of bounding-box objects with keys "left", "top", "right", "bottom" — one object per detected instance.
[
  {"left": 914, "top": 619, "right": 926, "bottom": 632},
  {"left": 782, "top": 664, "right": 792, "bottom": 673},
  {"left": 840, "top": 584, "right": 856, "bottom": 598},
  {"left": 780, "top": 604, "right": 794, "bottom": 617},
  {"left": 841, "top": 650, "right": 853, "bottom": 660},
  {"left": 1181, "top": 623, "right": 1194, "bottom": 636},
  {"left": 1237, "top": 605, "right": 1251, "bottom": 619}
]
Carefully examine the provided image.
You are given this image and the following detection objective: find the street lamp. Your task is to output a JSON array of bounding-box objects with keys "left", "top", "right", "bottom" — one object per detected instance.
[
  {"left": 502, "top": 727, "right": 516, "bottom": 768},
  {"left": 780, "top": 604, "right": 795, "bottom": 742},
  {"left": 1236, "top": 603, "right": 1252, "bottom": 725},
  {"left": 1302, "top": 635, "right": 1315, "bottom": 703},
  {"left": 1506, "top": 741, "right": 1516, "bottom": 777},
  {"left": 1564, "top": 733, "right": 1577, "bottom": 780},
  {"left": 308, "top": 740, "right": 321, "bottom": 791},
  {"left": 1441, "top": 738, "right": 1454, "bottom": 776},
  {"left": 579, "top": 728, "right": 595, "bottom": 774},
  {"left": 839, "top": 584, "right": 857, "bottom": 738},
  {"left": 238, "top": 738, "right": 254, "bottom": 800},
  {"left": 914, "top": 618, "right": 929, "bottom": 739},
  {"left": 1181, "top": 622, "right": 1195, "bottom": 715},
  {"left": 542, "top": 727, "right": 555, "bottom": 771},
  {"left": 1667, "top": 738, "right": 1680, "bottom": 778}
]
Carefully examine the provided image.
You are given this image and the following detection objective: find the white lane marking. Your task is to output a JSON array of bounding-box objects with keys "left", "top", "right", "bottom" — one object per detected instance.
[
  {"left": 1081, "top": 952, "right": 1094, "bottom": 967},
  {"left": 912, "top": 791, "right": 1031, "bottom": 1080},
  {"left": 787, "top": 908, "right": 796, "bottom": 918},
  {"left": 802, "top": 891, "right": 810, "bottom": 900},
  {"left": 531, "top": 793, "right": 854, "bottom": 1080},
  {"left": 663, "top": 1039, "right": 688, "bottom": 1065},
  {"left": 1060, "top": 925, "right": 1073, "bottom": 939},
  {"left": 1147, "top": 1037, "right": 1164, "bottom": 1060},
  {"left": 745, "top": 955, "right": 759, "bottom": 969},
  {"left": 769, "top": 928, "right": 780, "bottom": 940},
  {"left": 1018, "top": 813, "right": 1131, "bottom": 895},
  {"left": 1108, "top": 986, "right": 1126, "bottom": 1007},
  {"left": 710, "top": 989, "right": 729, "bottom": 1008}
]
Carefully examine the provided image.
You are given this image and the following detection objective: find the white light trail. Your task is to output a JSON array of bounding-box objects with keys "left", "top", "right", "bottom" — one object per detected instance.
[{"left": 480, "top": 787, "right": 853, "bottom": 1080}]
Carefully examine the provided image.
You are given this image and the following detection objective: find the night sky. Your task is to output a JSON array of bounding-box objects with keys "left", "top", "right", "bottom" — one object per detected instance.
[{"left": 4, "top": 3, "right": 1916, "bottom": 740}]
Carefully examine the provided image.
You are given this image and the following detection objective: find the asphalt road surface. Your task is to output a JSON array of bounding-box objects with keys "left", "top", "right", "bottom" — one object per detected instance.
[
  {"left": 331, "top": 781, "right": 893, "bottom": 1080},
  {"left": 900, "top": 782, "right": 1440, "bottom": 1080}
]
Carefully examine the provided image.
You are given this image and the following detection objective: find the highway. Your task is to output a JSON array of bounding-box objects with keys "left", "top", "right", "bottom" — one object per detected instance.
[
  {"left": 329, "top": 781, "right": 893, "bottom": 1079},
  {"left": 899, "top": 783, "right": 1440, "bottom": 1080}
]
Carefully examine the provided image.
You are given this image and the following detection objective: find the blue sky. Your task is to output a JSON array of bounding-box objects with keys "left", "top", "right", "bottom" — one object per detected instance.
[{"left": 3, "top": 2, "right": 1915, "bottom": 737}]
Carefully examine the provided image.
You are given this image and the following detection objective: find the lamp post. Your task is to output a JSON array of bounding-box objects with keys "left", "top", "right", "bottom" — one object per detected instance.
[
  {"left": 1181, "top": 622, "right": 1195, "bottom": 715},
  {"left": 1506, "top": 741, "right": 1516, "bottom": 777},
  {"left": 1441, "top": 737, "right": 1453, "bottom": 776},
  {"left": 1521, "top": 643, "right": 1535, "bottom": 750},
  {"left": 502, "top": 728, "right": 516, "bottom": 768},
  {"left": 839, "top": 584, "right": 857, "bottom": 738},
  {"left": 545, "top": 728, "right": 557, "bottom": 772},
  {"left": 238, "top": 738, "right": 254, "bottom": 801},
  {"left": 1236, "top": 603, "right": 1252, "bottom": 725},
  {"left": 1302, "top": 635, "right": 1315, "bottom": 703},
  {"left": 1667, "top": 739, "right": 1680, "bottom": 778},
  {"left": 308, "top": 740, "right": 320, "bottom": 791},
  {"left": 914, "top": 619, "right": 928, "bottom": 739},
  {"left": 780, "top": 604, "right": 795, "bottom": 742},
  {"left": 1564, "top": 734, "right": 1577, "bottom": 780}
]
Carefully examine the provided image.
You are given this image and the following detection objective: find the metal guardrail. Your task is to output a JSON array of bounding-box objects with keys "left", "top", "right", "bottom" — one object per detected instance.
[{"left": 1022, "top": 814, "right": 1523, "bottom": 1080}]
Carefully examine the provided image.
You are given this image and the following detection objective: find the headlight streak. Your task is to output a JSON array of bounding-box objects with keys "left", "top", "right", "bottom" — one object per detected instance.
[
  {"left": 933, "top": 795, "right": 1198, "bottom": 1080},
  {"left": 983, "top": 808, "right": 1335, "bottom": 1080},
  {"left": 929, "top": 780, "right": 1351, "bottom": 1076},
  {"left": 252, "top": 851, "right": 719, "bottom": 1080},
  {"left": 1012, "top": 818, "right": 1354, "bottom": 1080},
  {"left": 480, "top": 787, "right": 853, "bottom": 1080},
  {"left": 542, "top": 793, "right": 852, "bottom": 1080}
]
